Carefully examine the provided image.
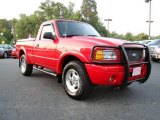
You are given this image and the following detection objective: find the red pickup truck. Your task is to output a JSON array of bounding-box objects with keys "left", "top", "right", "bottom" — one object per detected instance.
[{"left": 16, "top": 19, "right": 151, "bottom": 100}]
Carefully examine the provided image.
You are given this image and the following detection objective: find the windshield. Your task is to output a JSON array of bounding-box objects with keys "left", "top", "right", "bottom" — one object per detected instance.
[
  {"left": 148, "top": 39, "right": 160, "bottom": 46},
  {"left": 57, "top": 21, "right": 100, "bottom": 37}
]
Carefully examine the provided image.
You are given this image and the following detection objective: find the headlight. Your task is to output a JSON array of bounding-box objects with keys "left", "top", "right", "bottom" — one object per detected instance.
[
  {"left": 92, "top": 47, "right": 121, "bottom": 63},
  {"left": 95, "top": 50, "right": 117, "bottom": 60}
]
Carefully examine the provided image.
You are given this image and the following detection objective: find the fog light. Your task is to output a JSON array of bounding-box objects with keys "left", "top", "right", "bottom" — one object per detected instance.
[{"left": 109, "top": 75, "right": 116, "bottom": 82}]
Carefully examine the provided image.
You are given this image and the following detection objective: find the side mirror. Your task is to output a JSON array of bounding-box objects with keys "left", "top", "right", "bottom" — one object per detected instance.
[{"left": 43, "top": 32, "right": 55, "bottom": 40}]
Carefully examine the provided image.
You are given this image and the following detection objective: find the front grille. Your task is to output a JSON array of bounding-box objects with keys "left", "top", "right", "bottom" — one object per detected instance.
[{"left": 125, "top": 48, "right": 143, "bottom": 62}]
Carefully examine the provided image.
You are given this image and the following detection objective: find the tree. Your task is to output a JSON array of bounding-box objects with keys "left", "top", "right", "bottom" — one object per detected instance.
[
  {"left": 39, "top": 0, "right": 68, "bottom": 20},
  {"left": 111, "top": 31, "right": 118, "bottom": 38},
  {"left": 66, "top": 2, "right": 82, "bottom": 21},
  {"left": 96, "top": 21, "right": 109, "bottom": 37},
  {"left": 152, "top": 35, "right": 160, "bottom": 39},
  {"left": 66, "top": 1, "right": 74, "bottom": 19},
  {"left": 39, "top": 0, "right": 54, "bottom": 20},
  {"left": 136, "top": 33, "right": 149, "bottom": 40},
  {"left": 81, "top": 0, "right": 108, "bottom": 36},
  {"left": 13, "top": 14, "right": 42, "bottom": 39},
  {"left": 39, "top": 0, "right": 82, "bottom": 21},
  {"left": 0, "top": 19, "right": 13, "bottom": 44},
  {"left": 125, "top": 32, "right": 133, "bottom": 41},
  {"left": 81, "top": 0, "right": 98, "bottom": 23},
  {"left": 10, "top": 19, "right": 18, "bottom": 39},
  {"left": 13, "top": 0, "right": 83, "bottom": 40},
  {"left": 81, "top": 0, "right": 99, "bottom": 27}
]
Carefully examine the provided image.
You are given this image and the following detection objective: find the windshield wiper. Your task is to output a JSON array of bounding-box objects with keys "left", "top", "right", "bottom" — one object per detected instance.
[
  {"left": 86, "top": 35, "right": 98, "bottom": 37},
  {"left": 62, "top": 34, "right": 98, "bottom": 37},
  {"left": 62, "top": 34, "right": 83, "bottom": 37}
]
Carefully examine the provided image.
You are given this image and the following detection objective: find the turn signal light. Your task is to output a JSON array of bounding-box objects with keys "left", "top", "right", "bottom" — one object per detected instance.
[{"left": 92, "top": 47, "right": 121, "bottom": 63}]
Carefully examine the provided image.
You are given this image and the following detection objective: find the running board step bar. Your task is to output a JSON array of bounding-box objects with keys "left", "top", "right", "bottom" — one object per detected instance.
[{"left": 33, "top": 67, "right": 57, "bottom": 76}]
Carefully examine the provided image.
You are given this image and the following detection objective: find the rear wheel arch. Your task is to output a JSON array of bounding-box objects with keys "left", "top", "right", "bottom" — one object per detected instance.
[
  {"left": 18, "top": 46, "right": 27, "bottom": 58},
  {"left": 19, "top": 50, "right": 25, "bottom": 57},
  {"left": 20, "top": 55, "right": 33, "bottom": 76},
  {"left": 19, "top": 50, "right": 25, "bottom": 67}
]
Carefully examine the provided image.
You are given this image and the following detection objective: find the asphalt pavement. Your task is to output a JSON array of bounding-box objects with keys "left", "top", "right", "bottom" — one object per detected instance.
[{"left": 0, "top": 58, "right": 160, "bottom": 120}]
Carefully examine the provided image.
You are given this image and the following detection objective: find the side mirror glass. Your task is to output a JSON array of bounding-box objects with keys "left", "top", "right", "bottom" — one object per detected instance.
[{"left": 43, "top": 32, "right": 55, "bottom": 40}]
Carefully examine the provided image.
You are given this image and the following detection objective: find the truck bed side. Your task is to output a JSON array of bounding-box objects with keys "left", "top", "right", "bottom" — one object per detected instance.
[{"left": 16, "top": 38, "right": 36, "bottom": 64}]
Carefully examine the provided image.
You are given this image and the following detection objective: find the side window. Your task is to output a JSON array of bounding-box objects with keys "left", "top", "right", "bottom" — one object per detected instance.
[{"left": 40, "top": 24, "right": 55, "bottom": 40}]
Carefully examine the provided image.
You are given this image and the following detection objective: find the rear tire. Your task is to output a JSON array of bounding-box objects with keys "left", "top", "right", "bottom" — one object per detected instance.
[
  {"left": 20, "top": 55, "right": 33, "bottom": 76},
  {"left": 62, "top": 60, "right": 93, "bottom": 100}
]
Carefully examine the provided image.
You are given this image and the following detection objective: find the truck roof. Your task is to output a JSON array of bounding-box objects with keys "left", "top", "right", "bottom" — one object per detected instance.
[{"left": 43, "top": 19, "right": 86, "bottom": 25}]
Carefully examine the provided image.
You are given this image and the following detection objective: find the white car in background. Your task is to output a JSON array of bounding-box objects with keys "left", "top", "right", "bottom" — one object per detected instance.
[
  {"left": 138, "top": 40, "right": 152, "bottom": 45},
  {"left": 148, "top": 39, "right": 160, "bottom": 62}
]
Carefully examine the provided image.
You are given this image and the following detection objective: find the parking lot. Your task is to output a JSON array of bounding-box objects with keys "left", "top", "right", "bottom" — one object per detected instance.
[{"left": 0, "top": 58, "right": 160, "bottom": 120}]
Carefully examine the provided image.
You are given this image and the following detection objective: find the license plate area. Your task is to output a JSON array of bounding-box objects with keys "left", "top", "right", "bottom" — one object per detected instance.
[{"left": 132, "top": 67, "right": 141, "bottom": 76}]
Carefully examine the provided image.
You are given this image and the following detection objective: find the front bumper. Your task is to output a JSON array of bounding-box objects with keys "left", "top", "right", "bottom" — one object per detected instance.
[
  {"left": 85, "top": 63, "right": 148, "bottom": 86},
  {"left": 86, "top": 43, "right": 151, "bottom": 87},
  {"left": 85, "top": 64, "right": 124, "bottom": 85}
]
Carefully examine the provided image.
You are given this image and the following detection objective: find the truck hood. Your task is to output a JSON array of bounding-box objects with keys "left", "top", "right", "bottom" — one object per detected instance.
[{"left": 68, "top": 36, "right": 129, "bottom": 47}]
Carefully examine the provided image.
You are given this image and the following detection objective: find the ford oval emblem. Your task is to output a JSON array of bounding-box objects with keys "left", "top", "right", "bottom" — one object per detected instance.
[{"left": 131, "top": 53, "right": 137, "bottom": 57}]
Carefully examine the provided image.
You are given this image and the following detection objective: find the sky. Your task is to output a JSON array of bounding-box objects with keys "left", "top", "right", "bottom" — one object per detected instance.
[{"left": 0, "top": 0, "right": 160, "bottom": 36}]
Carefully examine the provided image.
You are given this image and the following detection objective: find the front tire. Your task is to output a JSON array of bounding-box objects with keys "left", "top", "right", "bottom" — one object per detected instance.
[
  {"left": 62, "top": 61, "right": 93, "bottom": 100},
  {"left": 20, "top": 55, "right": 33, "bottom": 76}
]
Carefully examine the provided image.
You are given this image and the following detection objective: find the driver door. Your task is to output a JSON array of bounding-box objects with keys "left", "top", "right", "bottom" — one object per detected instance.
[{"left": 33, "top": 24, "right": 57, "bottom": 70}]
